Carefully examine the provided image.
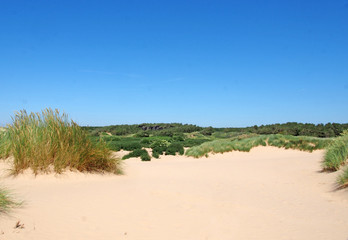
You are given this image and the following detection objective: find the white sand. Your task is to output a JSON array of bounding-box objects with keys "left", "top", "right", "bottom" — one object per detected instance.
[{"left": 1, "top": 146, "right": 348, "bottom": 240}]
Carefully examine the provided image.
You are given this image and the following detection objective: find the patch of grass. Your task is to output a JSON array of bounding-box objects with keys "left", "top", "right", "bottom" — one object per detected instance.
[
  {"left": 322, "top": 135, "right": 348, "bottom": 171},
  {"left": 0, "top": 109, "right": 121, "bottom": 174},
  {"left": 337, "top": 166, "right": 348, "bottom": 188},
  {"left": 0, "top": 187, "right": 21, "bottom": 214},
  {"left": 186, "top": 134, "right": 331, "bottom": 158}
]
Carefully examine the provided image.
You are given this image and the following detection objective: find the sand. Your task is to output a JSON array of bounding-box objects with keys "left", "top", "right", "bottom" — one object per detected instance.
[{"left": 0, "top": 146, "right": 348, "bottom": 240}]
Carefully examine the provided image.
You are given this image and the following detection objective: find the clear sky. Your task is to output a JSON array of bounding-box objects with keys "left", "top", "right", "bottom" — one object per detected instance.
[{"left": 1, "top": 0, "right": 347, "bottom": 127}]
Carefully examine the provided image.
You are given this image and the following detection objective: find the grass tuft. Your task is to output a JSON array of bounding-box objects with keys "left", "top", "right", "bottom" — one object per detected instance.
[
  {"left": 0, "top": 187, "right": 21, "bottom": 214},
  {"left": 322, "top": 135, "right": 348, "bottom": 171},
  {"left": 0, "top": 108, "right": 121, "bottom": 174},
  {"left": 337, "top": 166, "right": 348, "bottom": 188}
]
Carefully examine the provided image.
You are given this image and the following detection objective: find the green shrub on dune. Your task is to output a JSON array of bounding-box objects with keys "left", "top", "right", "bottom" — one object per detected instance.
[
  {"left": 0, "top": 108, "right": 121, "bottom": 174},
  {"left": 122, "top": 149, "right": 151, "bottom": 161}
]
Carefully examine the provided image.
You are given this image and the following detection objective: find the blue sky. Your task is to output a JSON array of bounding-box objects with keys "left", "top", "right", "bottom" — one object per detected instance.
[{"left": 0, "top": 0, "right": 347, "bottom": 127}]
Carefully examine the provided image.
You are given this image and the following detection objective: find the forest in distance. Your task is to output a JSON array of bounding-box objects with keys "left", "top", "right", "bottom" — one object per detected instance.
[{"left": 83, "top": 122, "right": 348, "bottom": 138}]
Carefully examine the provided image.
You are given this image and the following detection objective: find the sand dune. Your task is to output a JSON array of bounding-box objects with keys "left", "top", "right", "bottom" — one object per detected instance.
[{"left": 1, "top": 147, "right": 348, "bottom": 240}]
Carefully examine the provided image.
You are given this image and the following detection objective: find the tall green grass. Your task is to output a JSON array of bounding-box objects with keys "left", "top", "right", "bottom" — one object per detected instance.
[
  {"left": 0, "top": 109, "right": 121, "bottom": 174},
  {"left": 0, "top": 187, "right": 21, "bottom": 214},
  {"left": 321, "top": 131, "right": 348, "bottom": 187},
  {"left": 337, "top": 166, "right": 348, "bottom": 187},
  {"left": 186, "top": 134, "right": 331, "bottom": 158},
  {"left": 321, "top": 135, "right": 348, "bottom": 171}
]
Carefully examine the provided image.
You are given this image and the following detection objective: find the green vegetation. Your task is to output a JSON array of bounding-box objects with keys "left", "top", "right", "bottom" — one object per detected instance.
[
  {"left": 215, "top": 122, "right": 348, "bottom": 138},
  {"left": 84, "top": 122, "right": 348, "bottom": 161},
  {"left": 322, "top": 135, "right": 348, "bottom": 171},
  {"left": 84, "top": 123, "right": 202, "bottom": 137},
  {"left": 322, "top": 130, "right": 348, "bottom": 187},
  {"left": 122, "top": 149, "right": 151, "bottom": 161},
  {"left": 0, "top": 187, "right": 21, "bottom": 214},
  {"left": 165, "top": 142, "right": 184, "bottom": 156},
  {"left": 85, "top": 122, "right": 348, "bottom": 139},
  {"left": 186, "top": 135, "right": 332, "bottom": 158},
  {"left": 337, "top": 167, "right": 348, "bottom": 187},
  {"left": 0, "top": 109, "right": 121, "bottom": 175}
]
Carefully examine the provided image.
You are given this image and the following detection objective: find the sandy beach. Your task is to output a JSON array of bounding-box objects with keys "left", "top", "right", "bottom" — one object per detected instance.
[{"left": 1, "top": 146, "right": 348, "bottom": 240}]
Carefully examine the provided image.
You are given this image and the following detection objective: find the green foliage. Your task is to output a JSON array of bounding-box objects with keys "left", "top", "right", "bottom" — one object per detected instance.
[
  {"left": 151, "top": 139, "right": 170, "bottom": 156},
  {"left": 186, "top": 135, "right": 331, "bottom": 158},
  {"left": 0, "top": 109, "right": 121, "bottom": 174},
  {"left": 152, "top": 151, "right": 160, "bottom": 159},
  {"left": 135, "top": 131, "right": 150, "bottom": 137},
  {"left": 181, "top": 138, "right": 211, "bottom": 147},
  {"left": 215, "top": 122, "right": 348, "bottom": 138},
  {"left": 122, "top": 149, "right": 151, "bottom": 161},
  {"left": 201, "top": 126, "right": 214, "bottom": 136},
  {"left": 107, "top": 140, "right": 142, "bottom": 151},
  {"left": 165, "top": 142, "right": 185, "bottom": 156},
  {"left": 83, "top": 123, "right": 202, "bottom": 136},
  {"left": 341, "top": 130, "right": 348, "bottom": 136},
  {"left": 322, "top": 135, "right": 348, "bottom": 171},
  {"left": 0, "top": 187, "right": 21, "bottom": 214}
]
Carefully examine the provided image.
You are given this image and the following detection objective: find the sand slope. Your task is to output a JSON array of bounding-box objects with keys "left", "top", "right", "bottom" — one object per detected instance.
[{"left": 1, "top": 147, "right": 348, "bottom": 240}]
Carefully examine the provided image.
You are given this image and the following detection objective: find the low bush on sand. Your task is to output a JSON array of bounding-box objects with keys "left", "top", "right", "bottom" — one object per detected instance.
[
  {"left": 165, "top": 142, "right": 185, "bottom": 156},
  {"left": 0, "top": 187, "right": 21, "bottom": 214},
  {"left": 122, "top": 149, "right": 151, "bottom": 161},
  {"left": 0, "top": 108, "right": 121, "bottom": 174},
  {"left": 186, "top": 135, "right": 331, "bottom": 158}
]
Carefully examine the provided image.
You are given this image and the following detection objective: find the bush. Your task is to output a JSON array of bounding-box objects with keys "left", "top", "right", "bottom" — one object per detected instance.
[
  {"left": 107, "top": 141, "right": 142, "bottom": 151},
  {"left": 0, "top": 109, "right": 121, "bottom": 174},
  {"left": 150, "top": 140, "right": 170, "bottom": 155},
  {"left": 140, "top": 152, "right": 151, "bottom": 161},
  {"left": 165, "top": 142, "right": 184, "bottom": 155},
  {"left": 136, "top": 131, "right": 150, "bottom": 137},
  {"left": 152, "top": 151, "right": 160, "bottom": 159},
  {"left": 122, "top": 149, "right": 151, "bottom": 161}
]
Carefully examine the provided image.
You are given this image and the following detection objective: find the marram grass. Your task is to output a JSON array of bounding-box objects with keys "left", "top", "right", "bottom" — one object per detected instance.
[
  {"left": 185, "top": 134, "right": 331, "bottom": 158},
  {"left": 0, "top": 109, "right": 121, "bottom": 175},
  {"left": 322, "top": 135, "right": 348, "bottom": 171},
  {"left": 337, "top": 166, "right": 348, "bottom": 187},
  {"left": 0, "top": 187, "right": 21, "bottom": 214}
]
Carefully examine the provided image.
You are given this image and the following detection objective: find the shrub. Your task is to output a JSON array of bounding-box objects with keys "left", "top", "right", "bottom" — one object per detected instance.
[
  {"left": 122, "top": 149, "right": 151, "bottom": 161},
  {"left": 140, "top": 138, "right": 152, "bottom": 145},
  {"left": 136, "top": 131, "right": 150, "bottom": 137},
  {"left": 140, "top": 152, "right": 151, "bottom": 161},
  {"left": 150, "top": 139, "right": 170, "bottom": 155},
  {"left": 0, "top": 109, "right": 121, "bottom": 174},
  {"left": 165, "top": 143, "right": 184, "bottom": 155},
  {"left": 152, "top": 151, "right": 160, "bottom": 159}
]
